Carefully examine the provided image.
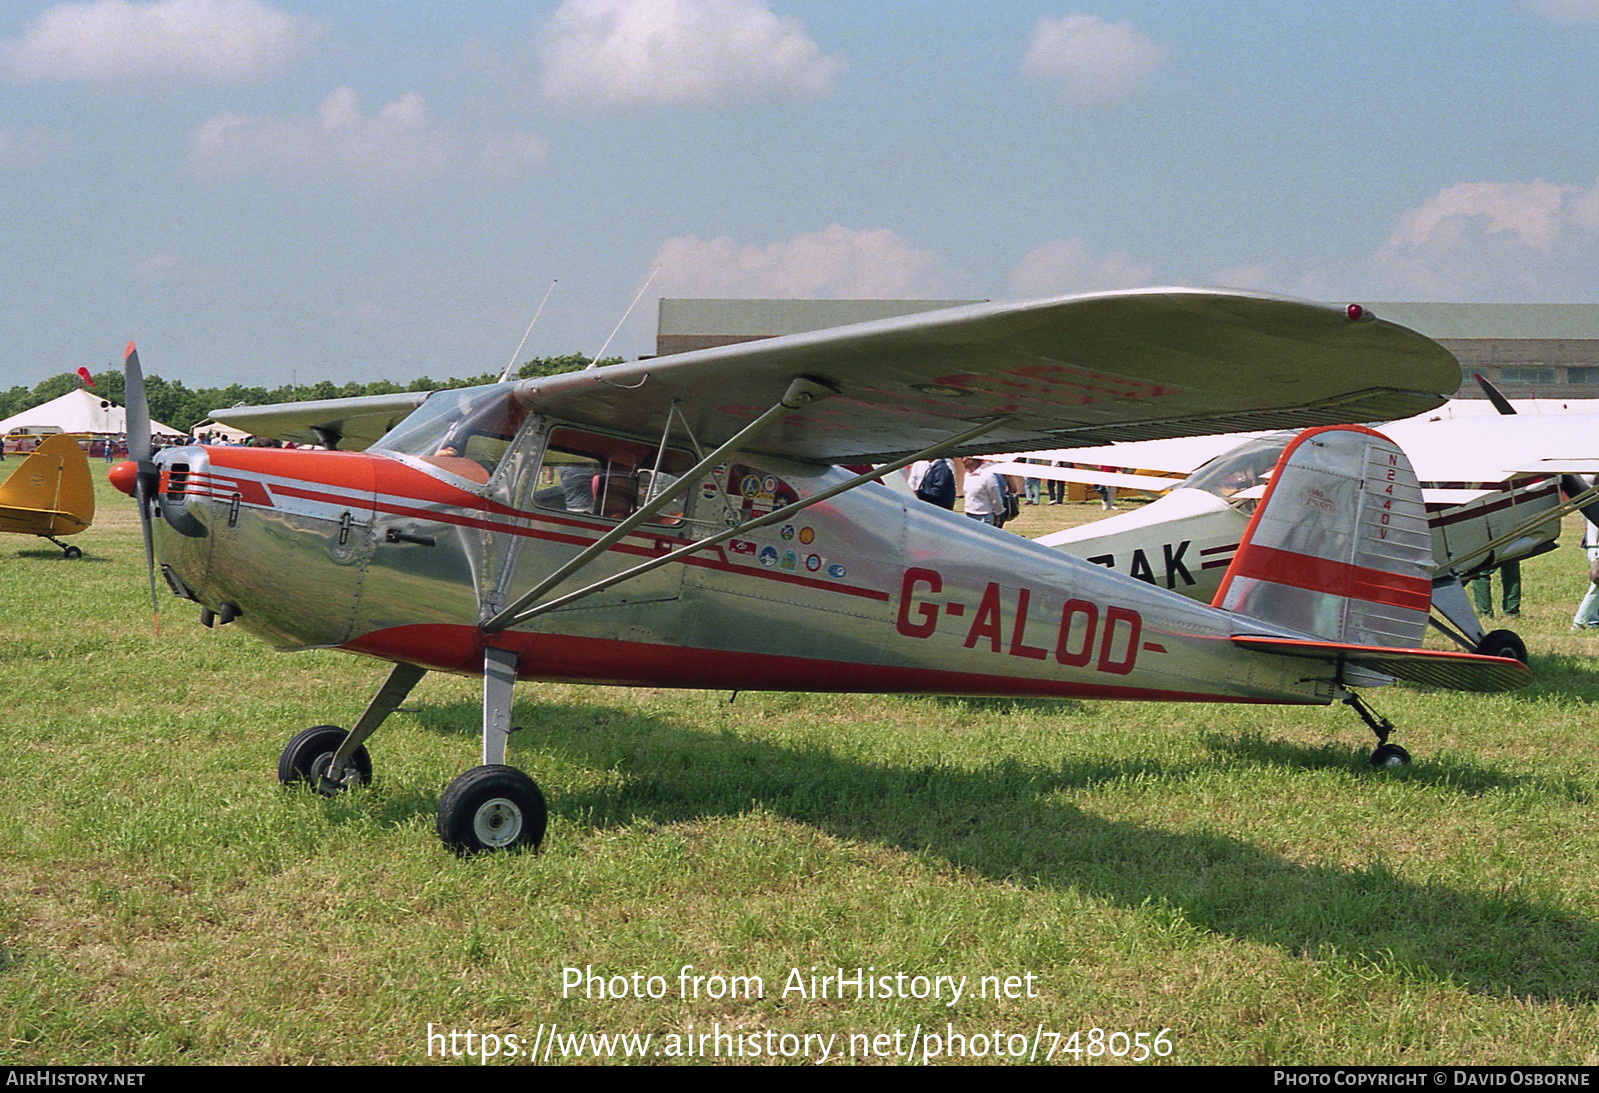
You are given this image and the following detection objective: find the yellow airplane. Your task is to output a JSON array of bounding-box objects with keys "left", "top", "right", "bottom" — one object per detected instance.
[{"left": 0, "top": 434, "right": 95, "bottom": 558}]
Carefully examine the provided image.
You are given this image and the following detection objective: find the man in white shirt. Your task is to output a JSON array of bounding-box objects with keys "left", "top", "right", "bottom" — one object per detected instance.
[{"left": 961, "top": 457, "right": 1006, "bottom": 526}]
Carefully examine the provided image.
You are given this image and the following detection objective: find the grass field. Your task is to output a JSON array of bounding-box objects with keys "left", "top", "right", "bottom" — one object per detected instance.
[{"left": 2, "top": 476, "right": 1598, "bottom": 1065}]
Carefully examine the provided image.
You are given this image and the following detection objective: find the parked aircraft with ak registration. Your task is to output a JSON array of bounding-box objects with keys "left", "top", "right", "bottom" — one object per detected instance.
[
  {"left": 1003, "top": 390, "right": 1599, "bottom": 665},
  {"left": 110, "top": 289, "right": 1530, "bottom": 854}
]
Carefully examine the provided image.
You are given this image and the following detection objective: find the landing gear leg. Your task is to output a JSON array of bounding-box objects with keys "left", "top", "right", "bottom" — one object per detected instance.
[
  {"left": 435, "top": 646, "right": 547, "bottom": 854},
  {"left": 44, "top": 535, "right": 81, "bottom": 559},
  {"left": 1430, "top": 576, "right": 1527, "bottom": 664},
  {"left": 1344, "top": 693, "right": 1410, "bottom": 768},
  {"left": 276, "top": 662, "right": 427, "bottom": 795}
]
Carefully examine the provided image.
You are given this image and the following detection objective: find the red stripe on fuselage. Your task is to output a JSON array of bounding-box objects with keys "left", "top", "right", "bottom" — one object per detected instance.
[
  {"left": 1424, "top": 480, "right": 1559, "bottom": 527},
  {"left": 341, "top": 624, "right": 1303, "bottom": 705},
  {"left": 1226, "top": 543, "right": 1431, "bottom": 612},
  {"left": 203, "top": 446, "right": 890, "bottom": 603}
]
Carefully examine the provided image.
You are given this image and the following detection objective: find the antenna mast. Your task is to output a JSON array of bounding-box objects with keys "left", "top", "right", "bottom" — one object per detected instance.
[
  {"left": 498, "top": 279, "right": 558, "bottom": 383},
  {"left": 587, "top": 268, "right": 658, "bottom": 369}
]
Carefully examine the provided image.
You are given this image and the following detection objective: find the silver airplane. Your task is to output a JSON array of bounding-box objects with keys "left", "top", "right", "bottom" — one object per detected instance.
[{"left": 109, "top": 289, "right": 1528, "bottom": 854}]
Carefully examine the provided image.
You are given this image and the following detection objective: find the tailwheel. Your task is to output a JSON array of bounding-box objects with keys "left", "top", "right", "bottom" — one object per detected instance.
[
  {"left": 1370, "top": 743, "right": 1412, "bottom": 769},
  {"left": 1345, "top": 693, "right": 1412, "bottom": 769},
  {"left": 278, "top": 725, "right": 372, "bottom": 796},
  {"left": 1475, "top": 628, "right": 1527, "bottom": 665},
  {"left": 436, "top": 765, "right": 547, "bottom": 854}
]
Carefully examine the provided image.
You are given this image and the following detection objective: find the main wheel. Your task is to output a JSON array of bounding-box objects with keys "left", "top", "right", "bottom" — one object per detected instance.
[
  {"left": 278, "top": 725, "right": 372, "bottom": 795},
  {"left": 62, "top": 546, "right": 82, "bottom": 560},
  {"left": 1476, "top": 629, "right": 1528, "bottom": 664},
  {"left": 1370, "top": 742, "right": 1411, "bottom": 769},
  {"left": 436, "top": 765, "right": 547, "bottom": 854}
]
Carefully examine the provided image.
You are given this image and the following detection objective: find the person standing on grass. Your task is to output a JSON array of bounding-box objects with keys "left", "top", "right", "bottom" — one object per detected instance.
[
  {"left": 961, "top": 457, "right": 1005, "bottom": 526},
  {"left": 1573, "top": 519, "right": 1599, "bottom": 629}
]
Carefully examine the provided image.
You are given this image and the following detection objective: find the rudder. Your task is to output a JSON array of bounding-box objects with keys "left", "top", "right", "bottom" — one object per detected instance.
[
  {"left": 1212, "top": 425, "right": 1432, "bottom": 648},
  {"left": 0, "top": 435, "right": 95, "bottom": 533}
]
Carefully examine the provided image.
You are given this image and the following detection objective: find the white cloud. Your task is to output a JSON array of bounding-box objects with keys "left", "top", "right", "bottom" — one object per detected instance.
[
  {"left": 1021, "top": 13, "right": 1167, "bottom": 107},
  {"left": 538, "top": 0, "right": 844, "bottom": 111},
  {"left": 1370, "top": 178, "right": 1599, "bottom": 299},
  {"left": 1008, "top": 238, "right": 1153, "bottom": 296},
  {"left": 649, "top": 226, "right": 958, "bottom": 298},
  {"left": 1518, "top": 0, "right": 1599, "bottom": 23},
  {"left": 475, "top": 132, "right": 551, "bottom": 176},
  {"left": 1, "top": 0, "right": 317, "bottom": 83},
  {"left": 190, "top": 88, "right": 546, "bottom": 184}
]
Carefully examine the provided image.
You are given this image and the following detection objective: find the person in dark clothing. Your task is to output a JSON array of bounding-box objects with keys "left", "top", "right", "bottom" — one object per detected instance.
[{"left": 913, "top": 457, "right": 956, "bottom": 510}]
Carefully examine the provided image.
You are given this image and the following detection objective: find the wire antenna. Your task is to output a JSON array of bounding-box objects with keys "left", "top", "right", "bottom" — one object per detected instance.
[
  {"left": 498, "top": 280, "right": 558, "bottom": 383},
  {"left": 588, "top": 268, "right": 658, "bottom": 369}
]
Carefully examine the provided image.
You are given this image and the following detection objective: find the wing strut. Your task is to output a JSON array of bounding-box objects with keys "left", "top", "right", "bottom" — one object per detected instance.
[
  {"left": 1437, "top": 478, "right": 1599, "bottom": 580},
  {"left": 482, "top": 376, "right": 835, "bottom": 632},
  {"left": 482, "top": 414, "right": 1008, "bottom": 632}
]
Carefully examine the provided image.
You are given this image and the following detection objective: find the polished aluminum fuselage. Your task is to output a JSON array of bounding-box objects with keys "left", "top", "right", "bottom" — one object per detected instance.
[{"left": 149, "top": 433, "right": 1333, "bottom": 708}]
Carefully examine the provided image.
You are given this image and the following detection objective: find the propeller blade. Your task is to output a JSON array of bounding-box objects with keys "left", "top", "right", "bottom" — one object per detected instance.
[
  {"left": 123, "top": 340, "right": 161, "bottom": 634},
  {"left": 124, "top": 341, "right": 151, "bottom": 464},
  {"left": 1562, "top": 474, "right": 1599, "bottom": 532},
  {"left": 1473, "top": 372, "right": 1516, "bottom": 416}
]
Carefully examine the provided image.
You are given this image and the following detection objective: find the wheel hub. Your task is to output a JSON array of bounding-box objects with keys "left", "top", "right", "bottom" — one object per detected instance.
[{"left": 473, "top": 797, "right": 524, "bottom": 847}]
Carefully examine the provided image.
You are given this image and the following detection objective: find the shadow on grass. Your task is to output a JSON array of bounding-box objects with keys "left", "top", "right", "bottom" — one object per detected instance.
[
  {"left": 1201, "top": 732, "right": 1592, "bottom": 802},
  {"left": 384, "top": 695, "right": 1599, "bottom": 1003},
  {"left": 6, "top": 547, "right": 111, "bottom": 564},
  {"left": 1514, "top": 654, "right": 1599, "bottom": 696}
]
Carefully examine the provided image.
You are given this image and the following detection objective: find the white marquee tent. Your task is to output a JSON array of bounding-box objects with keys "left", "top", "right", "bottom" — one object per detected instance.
[{"left": 0, "top": 388, "right": 182, "bottom": 437}]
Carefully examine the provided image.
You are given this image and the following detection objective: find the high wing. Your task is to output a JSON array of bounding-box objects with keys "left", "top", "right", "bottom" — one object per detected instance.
[
  {"left": 512, "top": 289, "right": 1458, "bottom": 464},
  {"left": 210, "top": 391, "right": 429, "bottom": 450},
  {"left": 1379, "top": 412, "right": 1599, "bottom": 483},
  {"left": 209, "top": 289, "right": 1457, "bottom": 460},
  {"left": 993, "top": 433, "right": 1268, "bottom": 479}
]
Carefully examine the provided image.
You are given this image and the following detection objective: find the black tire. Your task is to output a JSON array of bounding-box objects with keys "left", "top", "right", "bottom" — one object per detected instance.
[
  {"left": 278, "top": 725, "right": 372, "bottom": 794},
  {"left": 436, "top": 765, "right": 547, "bottom": 854},
  {"left": 1476, "top": 629, "right": 1528, "bottom": 665},
  {"left": 62, "top": 546, "right": 82, "bottom": 560},
  {"left": 1370, "top": 742, "right": 1412, "bottom": 769}
]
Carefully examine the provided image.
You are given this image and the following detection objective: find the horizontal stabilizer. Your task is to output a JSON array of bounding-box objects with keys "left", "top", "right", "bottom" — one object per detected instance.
[{"left": 1232, "top": 635, "right": 1530, "bottom": 693}]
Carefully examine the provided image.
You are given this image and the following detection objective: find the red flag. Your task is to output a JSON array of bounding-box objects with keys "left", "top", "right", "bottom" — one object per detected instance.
[{"left": 75, "top": 366, "right": 95, "bottom": 387}]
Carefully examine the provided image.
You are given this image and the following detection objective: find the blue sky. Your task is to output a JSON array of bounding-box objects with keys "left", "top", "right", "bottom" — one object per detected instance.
[{"left": 3, "top": 0, "right": 1598, "bottom": 390}]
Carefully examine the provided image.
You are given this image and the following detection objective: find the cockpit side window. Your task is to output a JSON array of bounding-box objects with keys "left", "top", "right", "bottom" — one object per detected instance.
[{"left": 533, "top": 426, "right": 694, "bottom": 524}]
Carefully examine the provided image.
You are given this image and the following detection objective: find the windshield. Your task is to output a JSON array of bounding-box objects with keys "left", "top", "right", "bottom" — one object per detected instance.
[
  {"left": 1179, "top": 432, "right": 1294, "bottom": 499},
  {"left": 370, "top": 384, "right": 528, "bottom": 484}
]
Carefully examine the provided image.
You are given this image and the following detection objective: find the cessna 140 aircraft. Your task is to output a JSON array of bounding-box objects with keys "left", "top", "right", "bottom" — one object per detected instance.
[
  {"left": 110, "top": 289, "right": 1529, "bottom": 854},
  {"left": 995, "top": 396, "right": 1599, "bottom": 664},
  {"left": 0, "top": 433, "right": 95, "bottom": 558}
]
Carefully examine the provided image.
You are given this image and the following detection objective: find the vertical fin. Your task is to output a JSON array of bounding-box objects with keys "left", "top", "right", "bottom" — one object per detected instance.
[
  {"left": 1213, "top": 425, "right": 1432, "bottom": 648},
  {"left": 0, "top": 435, "right": 95, "bottom": 530}
]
